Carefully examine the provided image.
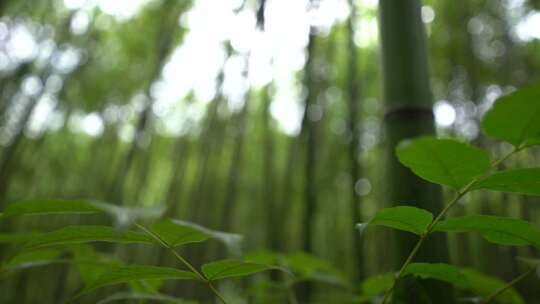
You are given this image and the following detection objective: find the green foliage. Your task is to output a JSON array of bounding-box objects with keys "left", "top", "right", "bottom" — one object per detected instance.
[
  {"left": 433, "top": 215, "right": 540, "bottom": 249},
  {"left": 473, "top": 168, "right": 540, "bottom": 195},
  {"left": 360, "top": 264, "right": 525, "bottom": 304},
  {"left": 403, "top": 263, "right": 468, "bottom": 288},
  {"left": 368, "top": 86, "right": 540, "bottom": 303},
  {"left": 201, "top": 259, "right": 272, "bottom": 281},
  {"left": 367, "top": 206, "right": 433, "bottom": 235},
  {"left": 4, "top": 248, "right": 63, "bottom": 267},
  {"left": 75, "top": 264, "right": 198, "bottom": 297},
  {"left": 0, "top": 199, "right": 164, "bottom": 225},
  {"left": 0, "top": 199, "right": 102, "bottom": 218},
  {"left": 3, "top": 84, "right": 540, "bottom": 303},
  {"left": 359, "top": 272, "right": 394, "bottom": 298},
  {"left": 461, "top": 269, "right": 525, "bottom": 304},
  {"left": 482, "top": 85, "right": 540, "bottom": 146},
  {"left": 1, "top": 248, "right": 65, "bottom": 272},
  {"left": 396, "top": 136, "right": 490, "bottom": 189},
  {"left": 0, "top": 232, "right": 41, "bottom": 243},
  {"left": 166, "top": 219, "right": 243, "bottom": 250},
  {"left": 20, "top": 225, "right": 154, "bottom": 251},
  {"left": 151, "top": 219, "right": 209, "bottom": 246},
  {"left": 96, "top": 292, "right": 194, "bottom": 304}
]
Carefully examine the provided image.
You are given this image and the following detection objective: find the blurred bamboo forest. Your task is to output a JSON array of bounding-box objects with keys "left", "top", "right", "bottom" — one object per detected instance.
[{"left": 1, "top": 0, "right": 540, "bottom": 303}]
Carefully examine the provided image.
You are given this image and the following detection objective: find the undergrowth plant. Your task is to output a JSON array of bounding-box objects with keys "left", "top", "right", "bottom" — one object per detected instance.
[
  {"left": 357, "top": 85, "right": 540, "bottom": 303},
  {"left": 1, "top": 85, "right": 540, "bottom": 304},
  {"left": 0, "top": 200, "right": 347, "bottom": 303}
]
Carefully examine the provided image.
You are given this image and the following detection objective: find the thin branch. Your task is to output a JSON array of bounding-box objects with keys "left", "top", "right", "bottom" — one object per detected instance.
[
  {"left": 134, "top": 222, "right": 228, "bottom": 304},
  {"left": 482, "top": 267, "right": 535, "bottom": 304},
  {"left": 381, "top": 147, "right": 521, "bottom": 303}
]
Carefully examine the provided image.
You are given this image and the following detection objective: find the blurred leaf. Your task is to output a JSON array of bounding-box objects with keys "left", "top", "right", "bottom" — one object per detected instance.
[
  {"left": 403, "top": 263, "right": 469, "bottom": 289},
  {"left": 360, "top": 272, "right": 395, "bottom": 297},
  {"left": 97, "top": 292, "right": 194, "bottom": 304},
  {"left": 368, "top": 206, "right": 433, "bottom": 235},
  {"left": 396, "top": 137, "right": 490, "bottom": 189},
  {"left": 0, "top": 232, "right": 41, "bottom": 243},
  {"left": 461, "top": 269, "right": 525, "bottom": 304},
  {"left": 472, "top": 168, "right": 540, "bottom": 196},
  {"left": 482, "top": 85, "right": 540, "bottom": 146},
  {"left": 359, "top": 265, "right": 524, "bottom": 304},
  {"left": 1, "top": 199, "right": 102, "bottom": 218},
  {"left": 516, "top": 257, "right": 540, "bottom": 268},
  {"left": 93, "top": 202, "right": 165, "bottom": 228},
  {"left": 4, "top": 248, "right": 63, "bottom": 267},
  {"left": 76, "top": 259, "right": 124, "bottom": 286},
  {"left": 128, "top": 279, "right": 165, "bottom": 293},
  {"left": 21, "top": 226, "right": 154, "bottom": 251},
  {"left": 243, "top": 250, "right": 282, "bottom": 265},
  {"left": 201, "top": 259, "right": 272, "bottom": 281},
  {"left": 434, "top": 215, "right": 540, "bottom": 249},
  {"left": 151, "top": 219, "right": 209, "bottom": 246},
  {"left": 168, "top": 219, "right": 243, "bottom": 252},
  {"left": 76, "top": 264, "right": 198, "bottom": 297},
  {"left": 0, "top": 200, "right": 165, "bottom": 228},
  {"left": 284, "top": 252, "right": 336, "bottom": 276},
  {"left": 283, "top": 252, "right": 346, "bottom": 286}
]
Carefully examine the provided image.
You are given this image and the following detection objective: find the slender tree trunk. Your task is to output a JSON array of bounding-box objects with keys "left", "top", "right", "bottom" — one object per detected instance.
[
  {"left": 221, "top": 86, "right": 250, "bottom": 231},
  {"left": 108, "top": 1, "right": 179, "bottom": 205},
  {"left": 378, "top": 1, "right": 454, "bottom": 303},
  {"left": 346, "top": 0, "right": 364, "bottom": 281},
  {"left": 301, "top": 30, "right": 317, "bottom": 256},
  {"left": 297, "top": 29, "right": 318, "bottom": 303},
  {"left": 0, "top": 95, "right": 39, "bottom": 206},
  {"left": 163, "top": 136, "right": 190, "bottom": 217},
  {"left": 263, "top": 85, "right": 279, "bottom": 251}
]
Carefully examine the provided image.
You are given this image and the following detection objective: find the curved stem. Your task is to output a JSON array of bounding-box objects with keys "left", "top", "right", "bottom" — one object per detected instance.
[
  {"left": 208, "top": 281, "right": 228, "bottom": 304},
  {"left": 135, "top": 223, "right": 228, "bottom": 304},
  {"left": 481, "top": 267, "right": 535, "bottom": 304},
  {"left": 381, "top": 147, "right": 521, "bottom": 303}
]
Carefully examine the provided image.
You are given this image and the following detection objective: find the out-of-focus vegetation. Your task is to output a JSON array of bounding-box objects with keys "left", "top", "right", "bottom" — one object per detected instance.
[{"left": 1, "top": 0, "right": 540, "bottom": 303}]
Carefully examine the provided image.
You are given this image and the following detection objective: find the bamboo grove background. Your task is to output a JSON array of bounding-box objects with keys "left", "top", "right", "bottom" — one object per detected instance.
[{"left": 1, "top": 0, "right": 540, "bottom": 302}]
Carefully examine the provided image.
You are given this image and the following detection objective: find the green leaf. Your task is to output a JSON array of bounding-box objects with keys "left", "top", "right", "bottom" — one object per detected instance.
[
  {"left": 433, "top": 215, "right": 540, "bottom": 249},
  {"left": 403, "top": 263, "right": 469, "bottom": 289},
  {"left": 1, "top": 199, "right": 102, "bottom": 218},
  {"left": 151, "top": 219, "right": 209, "bottom": 246},
  {"left": 516, "top": 257, "right": 540, "bottom": 267},
  {"left": 472, "top": 168, "right": 540, "bottom": 196},
  {"left": 280, "top": 252, "right": 345, "bottom": 286},
  {"left": 1, "top": 249, "right": 66, "bottom": 272},
  {"left": 0, "top": 232, "right": 42, "bottom": 243},
  {"left": 92, "top": 202, "right": 165, "bottom": 227},
  {"left": 369, "top": 206, "right": 433, "bottom": 235},
  {"left": 396, "top": 136, "right": 490, "bottom": 189},
  {"left": 462, "top": 269, "right": 525, "bottom": 304},
  {"left": 0, "top": 199, "right": 165, "bottom": 227},
  {"left": 21, "top": 226, "right": 155, "bottom": 251},
  {"left": 168, "top": 219, "right": 243, "bottom": 252},
  {"left": 482, "top": 85, "right": 540, "bottom": 146},
  {"left": 358, "top": 265, "right": 524, "bottom": 304},
  {"left": 5, "top": 248, "right": 63, "bottom": 266},
  {"left": 360, "top": 272, "right": 395, "bottom": 297},
  {"left": 284, "top": 252, "right": 337, "bottom": 276},
  {"left": 96, "top": 292, "right": 194, "bottom": 304},
  {"left": 76, "top": 264, "right": 198, "bottom": 297},
  {"left": 201, "top": 259, "right": 271, "bottom": 281}
]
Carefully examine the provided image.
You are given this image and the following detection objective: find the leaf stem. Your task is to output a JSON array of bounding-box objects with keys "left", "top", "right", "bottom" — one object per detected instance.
[
  {"left": 481, "top": 267, "right": 535, "bottom": 304},
  {"left": 380, "top": 147, "right": 520, "bottom": 303},
  {"left": 135, "top": 222, "right": 228, "bottom": 304}
]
